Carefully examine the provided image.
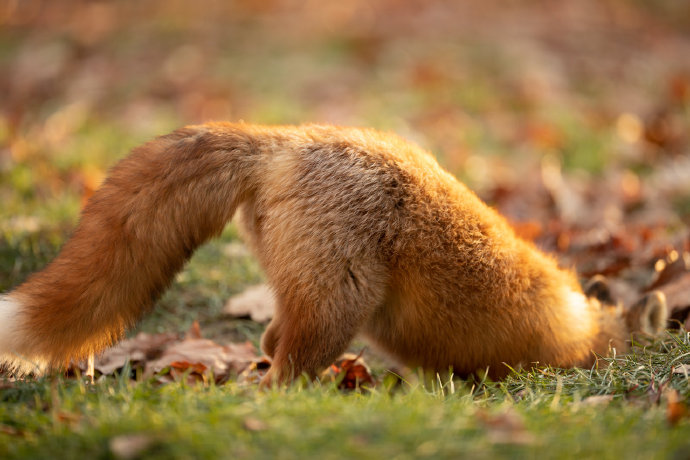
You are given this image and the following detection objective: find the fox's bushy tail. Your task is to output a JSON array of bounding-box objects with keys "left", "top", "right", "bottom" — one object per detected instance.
[{"left": 0, "top": 123, "right": 264, "bottom": 373}]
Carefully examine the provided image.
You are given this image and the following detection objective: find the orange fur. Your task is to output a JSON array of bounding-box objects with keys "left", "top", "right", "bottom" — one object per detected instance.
[{"left": 0, "top": 122, "right": 667, "bottom": 380}]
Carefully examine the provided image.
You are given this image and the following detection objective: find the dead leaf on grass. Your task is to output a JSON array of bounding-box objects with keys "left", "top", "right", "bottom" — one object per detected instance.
[
  {"left": 92, "top": 332, "right": 178, "bottom": 375},
  {"left": 185, "top": 320, "right": 203, "bottom": 340},
  {"left": 672, "top": 364, "right": 690, "bottom": 377},
  {"left": 109, "top": 434, "right": 156, "bottom": 460},
  {"left": 223, "top": 284, "right": 276, "bottom": 323},
  {"left": 72, "top": 322, "right": 257, "bottom": 383},
  {"left": 666, "top": 389, "right": 688, "bottom": 427},
  {"left": 0, "top": 424, "right": 23, "bottom": 436},
  {"left": 655, "top": 272, "right": 690, "bottom": 329},
  {"left": 238, "top": 357, "right": 272, "bottom": 385},
  {"left": 55, "top": 411, "right": 81, "bottom": 424},
  {"left": 579, "top": 395, "right": 614, "bottom": 407},
  {"left": 477, "top": 408, "right": 536, "bottom": 446},
  {"left": 145, "top": 338, "right": 257, "bottom": 382},
  {"left": 243, "top": 417, "right": 267, "bottom": 431},
  {"left": 509, "top": 219, "right": 543, "bottom": 242},
  {"left": 322, "top": 351, "right": 375, "bottom": 390}
]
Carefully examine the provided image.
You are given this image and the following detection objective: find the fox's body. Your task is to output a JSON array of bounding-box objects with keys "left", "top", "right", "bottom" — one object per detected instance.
[{"left": 0, "top": 123, "right": 665, "bottom": 382}]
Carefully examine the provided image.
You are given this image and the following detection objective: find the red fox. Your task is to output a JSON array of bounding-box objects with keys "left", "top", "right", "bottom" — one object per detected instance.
[{"left": 0, "top": 123, "right": 667, "bottom": 383}]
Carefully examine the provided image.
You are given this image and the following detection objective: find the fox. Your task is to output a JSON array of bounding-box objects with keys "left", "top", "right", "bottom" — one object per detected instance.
[{"left": 0, "top": 122, "right": 668, "bottom": 384}]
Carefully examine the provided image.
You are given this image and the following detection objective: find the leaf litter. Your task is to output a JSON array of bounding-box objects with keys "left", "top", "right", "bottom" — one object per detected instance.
[{"left": 66, "top": 321, "right": 375, "bottom": 390}]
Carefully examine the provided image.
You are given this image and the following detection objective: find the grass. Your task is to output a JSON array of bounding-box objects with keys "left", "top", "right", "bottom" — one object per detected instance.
[{"left": 2, "top": 335, "right": 690, "bottom": 459}]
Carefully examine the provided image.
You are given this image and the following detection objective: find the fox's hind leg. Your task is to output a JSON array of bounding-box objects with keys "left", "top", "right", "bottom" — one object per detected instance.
[
  {"left": 258, "top": 256, "right": 387, "bottom": 386},
  {"left": 236, "top": 197, "right": 388, "bottom": 384}
]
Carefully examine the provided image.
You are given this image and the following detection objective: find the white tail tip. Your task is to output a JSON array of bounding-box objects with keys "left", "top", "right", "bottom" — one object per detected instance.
[{"left": 0, "top": 294, "right": 47, "bottom": 374}]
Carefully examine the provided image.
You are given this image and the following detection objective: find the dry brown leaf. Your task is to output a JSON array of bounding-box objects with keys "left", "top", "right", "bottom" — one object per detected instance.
[
  {"left": 644, "top": 109, "right": 686, "bottom": 152},
  {"left": 170, "top": 361, "right": 208, "bottom": 374},
  {"left": 223, "top": 284, "right": 275, "bottom": 323},
  {"left": 0, "top": 424, "right": 23, "bottom": 437},
  {"left": 145, "top": 339, "right": 257, "bottom": 381},
  {"left": 71, "top": 322, "right": 258, "bottom": 383},
  {"left": 323, "top": 352, "right": 375, "bottom": 390},
  {"left": 79, "top": 166, "right": 105, "bottom": 208},
  {"left": 580, "top": 395, "right": 614, "bottom": 407},
  {"left": 509, "top": 219, "right": 543, "bottom": 242},
  {"left": 666, "top": 389, "right": 688, "bottom": 427},
  {"left": 647, "top": 252, "right": 690, "bottom": 291},
  {"left": 93, "top": 332, "right": 177, "bottom": 375},
  {"left": 672, "top": 364, "right": 690, "bottom": 377},
  {"left": 477, "top": 408, "right": 536, "bottom": 445},
  {"left": 109, "top": 434, "right": 156, "bottom": 460},
  {"left": 238, "top": 357, "right": 272, "bottom": 385},
  {"left": 524, "top": 121, "right": 564, "bottom": 150},
  {"left": 56, "top": 411, "right": 81, "bottom": 426},
  {"left": 243, "top": 417, "right": 267, "bottom": 431},
  {"left": 185, "top": 320, "right": 203, "bottom": 340},
  {"left": 657, "top": 272, "right": 690, "bottom": 327}
]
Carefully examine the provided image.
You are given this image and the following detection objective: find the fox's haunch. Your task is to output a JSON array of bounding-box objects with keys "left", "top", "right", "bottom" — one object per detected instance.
[{"left": 1, "top": 124, "right": 261, "bottom": 372}]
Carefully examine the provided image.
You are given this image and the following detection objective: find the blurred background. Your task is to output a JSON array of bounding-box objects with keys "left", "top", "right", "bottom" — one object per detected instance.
[{"left": 1, "top": 0, "right": 689, "bottom": 330}]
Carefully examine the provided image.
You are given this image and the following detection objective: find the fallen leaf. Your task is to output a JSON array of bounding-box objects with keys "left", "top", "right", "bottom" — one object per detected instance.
[
  {"left": 243, "top": 417, "right": 267, "bottom": 431},
  {"left": 509, "top": 219, "right": 543, "bottom": 242},
  {"left": 323, "top": 351, "right": 375, "bottom": 390},
  {"left": 185, "top": 320, "right": 203, "bottom": 340},
  {"left": 644, "top": 109, "right": 685, "bottom": 153},
  {"left": 656, "top": 273, "right": 690, "bottom": 328},
  {"left": 646, "top": 251, "right": 690, "bottom": 291},
  {"left": 170, "top": 361, "right": 208, "bottom": 374},
  {"left": 580, "top": 395, "right": 614, "bottom": 407},
  {"left": 238, "top": 357, "right": 272, "bottom": 385},
  {"left": 93, "top": 332, "right": 178, "bottom": 375},
  {"left": 669, "top": 73, "right": 689, "bottom": 104},
  {"left": 167, "top": 360, "right": 209, "bottom": 385},
  {"left": 223, "top": 284, "right": 275, "bottom": 323},
  {"left": 666, "top": 389, "right": 688, "bottom": 426},
  {"left": 146, "top": 339, "right": 257, "bottom": 381},
  {"left": 56, "top": 411, "right": 81, "bottom": 426},
  {"left": 477, "top": 408, "right": 536, "bottom": 445},
  {"left": 524, "top": 121, "right": 563, "bottom": 150},
  {"left": 0, "top": 424, "right": 23, "bottom": 436},
  {"left": 672, "top": 364, "right": 690, "bottom": 377},
  {"left": 79, "top": 165, "right": 105, "bottom": 208},
  {"left": 109, "top": 434, "right": 156, "bottom": 460}
]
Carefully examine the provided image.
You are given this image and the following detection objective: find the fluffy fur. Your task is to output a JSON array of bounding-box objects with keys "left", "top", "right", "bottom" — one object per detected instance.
[
  {"left": 0, "top": 296, "right": 19, "bottom": 362},
  {"left": 0, "top": 123, "right": 667, "bottom": 382}
]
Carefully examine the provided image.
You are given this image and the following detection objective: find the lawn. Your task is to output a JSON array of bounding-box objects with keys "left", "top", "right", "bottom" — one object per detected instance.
[
  {"left": 1, "top": 1, "right": 690, "bottom": 458},
  {"left": 2, "top": 335, "right": 690, "bottom": 459}
]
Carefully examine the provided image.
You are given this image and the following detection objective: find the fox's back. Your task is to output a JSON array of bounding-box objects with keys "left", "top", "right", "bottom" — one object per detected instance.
[{"left": 245, "top": 126, "right": 575, "bottom": 375}]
